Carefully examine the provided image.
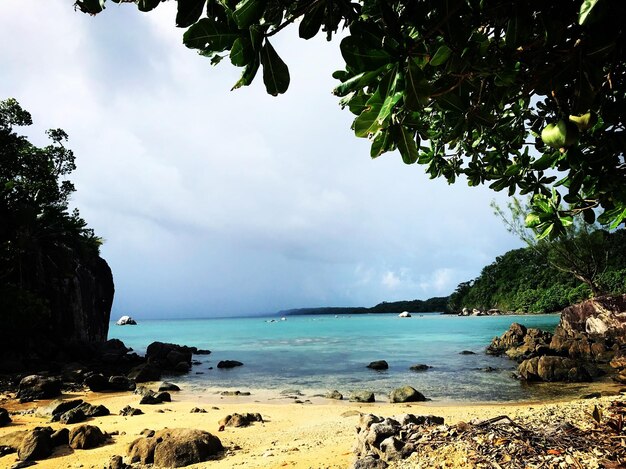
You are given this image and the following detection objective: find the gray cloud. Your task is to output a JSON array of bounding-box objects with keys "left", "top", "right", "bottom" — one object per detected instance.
[{"left": 0, "top": 1, "right": 522, "bottom": 318}]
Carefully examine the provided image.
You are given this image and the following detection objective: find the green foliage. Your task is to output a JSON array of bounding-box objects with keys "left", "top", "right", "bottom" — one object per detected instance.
[
  {"left": 80, "top": 0, "right": 626, "bottom": 234},
  {"left": 448, "top": 229, "right": 626, "bottom": 313},
  {"left": 0, "top": 98, "right": 101, "bottom": 325}
]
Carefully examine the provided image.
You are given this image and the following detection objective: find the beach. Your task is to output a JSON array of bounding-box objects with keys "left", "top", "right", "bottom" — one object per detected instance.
[{"left": 1, "top": 387, "right": 621, "bottom": 468}]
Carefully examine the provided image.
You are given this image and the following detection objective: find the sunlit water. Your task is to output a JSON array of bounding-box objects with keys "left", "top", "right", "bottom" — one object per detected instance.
[{"left": 108, "top": 313, "right": 609, "bottom": 403}]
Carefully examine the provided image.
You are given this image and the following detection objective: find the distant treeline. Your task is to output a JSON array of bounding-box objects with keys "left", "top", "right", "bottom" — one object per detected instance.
[
  {"left": 281, "top": 297, "right": 450, "bottom": 316},
  {"left": 448, "top": 229, "right": 626, "bottom": 314}
]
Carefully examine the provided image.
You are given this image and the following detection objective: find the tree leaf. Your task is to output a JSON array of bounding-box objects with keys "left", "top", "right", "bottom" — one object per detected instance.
[
  {"left": 231, "top": 56, "right": 260, "bottom": 90},
  {"left": 340, "top": 36, "right": 392, "bottom": 72},
  {"left": 233, "top": 0, "right": 267, "bottom": 29},
  {"left": 176, "top": 0, "right": 206, "bottom": 28},
  {"left": 393, "top": 125, "right": 419, "bottom": 164},
  {"left": 353, "top": 91, "right": 383, "bottom": 138},
  {"left": 579, "top": 0, "right": 600, "bottom": 24},
  {"left": 230, "top": 37, "right": 253, "bottom": 66},
  {"left": 183, "top": 18, "right": 239, "bottom": 52},
  {"left": 137, "top": 0, "right": 160, "bottom": 12},
  {"left": 299, "top": 3, "right": 325, "bottom": 40},
  {"left": 405, "top": 60, "right": 430, "bottom": 110},
  {"left": 430, "top": 45, "right": 452, "bottom": 66},
  {"left": 370, "top": 129, "right": 392, "bottom": 158},
  {"left": 74, "top": 0, "right": 106, "bottom": 14},
  {"left": 260, "top": 40, "right": 290, "bottom": 96}
]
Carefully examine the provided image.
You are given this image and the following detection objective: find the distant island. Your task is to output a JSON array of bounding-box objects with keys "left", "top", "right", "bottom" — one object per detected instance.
[{"left": 280, "top": 297, "right": 450, "bottom": 316}]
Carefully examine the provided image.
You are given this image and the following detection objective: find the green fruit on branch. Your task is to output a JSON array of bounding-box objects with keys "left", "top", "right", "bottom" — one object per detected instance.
[
  {"left": 541, "top": 120, "right": 579, "bottom": 149},
  {"left": 568, "top": 112, "right": 596, "bottom": 131}
]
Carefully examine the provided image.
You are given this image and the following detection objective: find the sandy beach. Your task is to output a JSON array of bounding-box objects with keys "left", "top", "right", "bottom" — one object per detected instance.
[{"left": 1, "top": 385, "right": 621, "bottom": 469}]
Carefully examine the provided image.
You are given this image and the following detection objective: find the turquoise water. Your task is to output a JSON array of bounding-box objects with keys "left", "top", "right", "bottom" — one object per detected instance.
[{"left": 109, "top": 313, "right": 568, "bottom": 402}]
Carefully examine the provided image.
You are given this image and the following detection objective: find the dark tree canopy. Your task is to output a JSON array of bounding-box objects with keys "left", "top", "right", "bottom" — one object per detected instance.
[{"left": 76, "top": 0, "right": 626, "bottom": 236}]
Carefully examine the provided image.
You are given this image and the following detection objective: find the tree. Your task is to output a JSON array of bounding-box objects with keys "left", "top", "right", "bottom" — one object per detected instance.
[
  {"left": 493, "top": 197, "right": 609, "bottom": 296},
  {"left": 76, "top": 0, "right": 626, "bottom": 234},
  {"left": 0, "top": 98, "right": 101, "bottom": 344}
]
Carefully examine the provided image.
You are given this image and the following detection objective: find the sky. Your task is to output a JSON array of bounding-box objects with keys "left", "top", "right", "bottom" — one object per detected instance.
[{"left": 0, "top": 1, "right": 523, "bottom": 319}]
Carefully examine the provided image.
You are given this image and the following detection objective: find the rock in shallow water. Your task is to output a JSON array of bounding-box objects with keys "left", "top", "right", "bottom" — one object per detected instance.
[
  {"left": 389, "top": 386, "right": 427, "bottom": 403},
  {"left": 367, "top": 360, "right": 388, "bottom": 370}
]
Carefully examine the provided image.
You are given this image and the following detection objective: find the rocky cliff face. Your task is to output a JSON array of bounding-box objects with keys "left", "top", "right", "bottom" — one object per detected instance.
[
  {"left": 47, "top": 255, "right": 114, "bottom": 344},
  {"left": 488, "top": 295, "right": 626, "bottom": 383}
]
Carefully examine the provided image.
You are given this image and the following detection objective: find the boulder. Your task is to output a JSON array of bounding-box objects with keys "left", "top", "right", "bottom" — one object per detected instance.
[
  {"left": 50, "top": 428, "right": 69, "bottom": 447},
  {"left": 155, "top": 392, "right": 171, "bottom": 402},
  {"left": 140, "top": 394, "right": 163, "bottom": 405},
  {"left": 116, "top": 315, "right": 137, "bottom": 325},
  {"left": 127, "top": 428, "right": 223, "bottom": 466},
  {"left": 59, "top": 407, "right": 86, "bottom": 424},
  {"left": 218, "top": 413, "right": 263, "bottom": 428},
  {"left": 611, "top": 349, "right": 626, "bottom": 370},
  {"left": 16, "top": 375, "right": 62, "bottom": 402},
  {"left": 158, "top": 382, "right": 180, "bottom": 392},
  {"left": 389, "top": 386, "right": 427, "bottom": 403},
  {"left": 367, "top": 360, "right": 389, "bottom": 370},
  {"left": 558, "top": 294, "right": 626, "bottom": 339},
  {"left": 46, "top": 399, "right": 83, "bottom": 420},
  {"left": 350, "top": 391, "right": 375, "bottom": 403},
  {"left": 108, "top": 376, "right": 136, "bottom": 391},
  {"left": 120, "top": 405, "right": 143, "bottom": 417},
  {"left": 190, "top": 407, "right": 207, "bottom": 413},
  {"left": 145, "top": 342, "right": 193, "bottom": 370},
  {"left": 217, "top": 360, "right": 244, "bottom": 369},
  {"left": 128, "top": 364, "right": 161, "bottom": 383},
  {"left": 0, "top": 408, "right": 12, "bottom": 427},
  {"left": 326, "top": 390, "right": 343, "bottom": 400},
  {"left": 108, "top": 455, "right": 127, "bottom": 469},
  {"left": 69, "top": 425, "right": 107, "bottom": 449},
  {"left": 77, "top": 402, "right": 110, "bottom": 417},
  {"left": 459, "top": 350, "right": 475, "bottom": 355},
  {"left": 398, "top": 311, "right": 411, "bottom": 318},
  {"left": 84, "top": 372, "right": 109, "bottom": 392},
  {"left": 518, "top": 356, "right": 592, "bottom": 382},
  {"left": 18, "top": 427, "right": 53, "bottom": 461},
  {"left": 409, "top": 364, "right": 431, "bottom": 372}
]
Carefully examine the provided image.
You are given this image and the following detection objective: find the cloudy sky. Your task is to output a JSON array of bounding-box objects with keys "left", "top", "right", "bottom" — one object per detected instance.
[{"left": 0, "top": 1, "right": 523, "bottom": 319}]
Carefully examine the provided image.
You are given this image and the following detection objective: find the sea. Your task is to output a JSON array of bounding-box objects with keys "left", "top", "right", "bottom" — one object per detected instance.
[{"left": 108, "top": 313, "right": 607, "bottom": 403}]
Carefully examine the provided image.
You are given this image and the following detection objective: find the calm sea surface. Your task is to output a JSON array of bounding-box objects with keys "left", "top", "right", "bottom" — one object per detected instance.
[{"left": 108, "top": 313, "right": 597, "bottom": 403}]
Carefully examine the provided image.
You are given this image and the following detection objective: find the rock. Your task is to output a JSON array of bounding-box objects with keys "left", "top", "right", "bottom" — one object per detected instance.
[
  {"left": 140, "top": 394, "right": 163, "bottom": 405},
  {"left": 18, "top": 427, "right": 53, "bottom": 461},
  {"left": 459, "top": 350, "right": 476, "bottom": 355},
  {"left": 326, "top": 390, "right": 343, "bottom": 400},
  {"left": 127, "top": 428, "right": 223, "bottom": 466},
  {"left": 145, "top": 342, "right": 194, "bottom": 370},
  {"left": 353, "top": 454, "right": 388, "bottom": 469},
  {"left": 192, "top": 348, "right": 212, "bottom": 355},
  {"left": 389, "top": 386, "right": 427, "bottom": 403},
  {"left": 50, "top": 428, "right": 69, "bottom": 447},
  {"left": 134, "top": 386, "right": 156, "bottom": 397},
  {"left": 487, "top": 323, "right": 527, "bottom": 355},
  {"left": 190, "top": 407, "right": 207, "bottom": 413},
  {"left": 518, "top": 356, "right": 592, "bottom": 382},
  {"left": 59, "top": 407, "right": 86, "bottom": 424},
  {"left": 46, "top": 399, "right": 83, "bottom": 420},
  {"left": 220, "top": 390, "right": 251, "bottom": 396},
  {"left": 367, "top": 360, "right": 389, "bottom": 370},
  {"left": 108, "top": 375, "right": 136, "bottom": 391},
  {"left": 68, "top": 424, "right": 107, "bottom": 449},
  {"left": 350, "top": 391, "right": 375, "bottom": 403},
  {"left": 128, "top": 364, "right": 161, "bottom": 383},
  {"left": 10, "top": 462, "right": 37, "bottom": 469},
  {"left": 155, "top": 392, "right": 171, "bottom": 402},
  {"left": 84, "top": 372, "right": 109, "bottom": 392},
  {"left": 0, "top": 407, "right": 12, "bottom": 427},
  {"left": 16, "top": 375, "right": 62, "bottom": 402},
  {"left": 140, "top": 429, "right": 155, "bottom": 437},
  {"left": 559, "top": 294, "right": 626, "bottom": 339},
  {"left": 218, "top": 413, "right": 263, "bottom": 428},
  {"left": 108, "top": 455, "right": 127, "bottom": 469},
  {"left": 78, "top": 402, "right": 110, "bottom": 417},
  {"left": 398, "top": 311, "right": 411, "bottom": 318},
  {"left": 409, "top": 364, "right": 431, "bottom": 372},
  {"left": 611, "top": 348, "right": 626, "bottom": 370},
  {"left": 120, "top": 405, "right": 143, "bottom": 416},
  {"left": 116, "top": 315, "right": 137, "bottom": 325},
  {"left": 158, "top": 381, "right": 180, "bottom": 392},
  {"left": 217, "top": 360, "right": 244, "bottom": 369}
]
